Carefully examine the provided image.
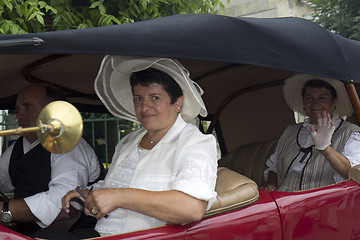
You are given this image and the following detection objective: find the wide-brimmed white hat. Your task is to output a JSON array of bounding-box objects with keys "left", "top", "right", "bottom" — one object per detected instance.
[
  {"left": 94, "top": 55, "right": 207, "bottom": 123},
  {"left": 283, "top": 73, "right": 353, "bottom": 117}
]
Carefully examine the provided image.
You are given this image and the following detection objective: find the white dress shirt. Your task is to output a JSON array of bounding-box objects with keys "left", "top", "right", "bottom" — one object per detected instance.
[
  {"left": 0, "top": 137, "right": 100, "bottom": 227},
  {"left": 93, "top": 115, "right": 218, "bottom": 236}
]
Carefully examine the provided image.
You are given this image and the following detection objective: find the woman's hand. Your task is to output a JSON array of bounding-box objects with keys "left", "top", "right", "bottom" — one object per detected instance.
[
  {"left": 310, "top": 111, "right": 335, "bottom": 150},
  {"left": 61, "top": 188, "right": 89, "bottom": 213},
  {"left": 264, "top": 171, "right": 278, "bottom": 191},
  {"left": 84, "top": 188, "right": 120, "bottom": 219},
  {"left": 82, "top": 188, "right": 207, "bottom": 223},
  {"left": 264, "top": 184, "right": 278, "bottom": 191}
]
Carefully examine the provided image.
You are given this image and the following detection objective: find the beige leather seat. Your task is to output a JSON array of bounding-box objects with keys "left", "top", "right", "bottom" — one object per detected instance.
[
  {"left": 349, "top": 164, "right": 360, "bottom": 184},
  {"left": 203, "top": 167, "right": 259, "bottom": 218},
  {"left": 218, "top": 140, "right": 277, "bottom": 187}
]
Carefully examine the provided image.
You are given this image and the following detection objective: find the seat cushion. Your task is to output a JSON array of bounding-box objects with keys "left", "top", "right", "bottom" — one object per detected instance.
[
  {"left": 204, "top": 167, "right": 259, "bottom": 218},
  {"left": 218, "top": 140, "right": 277, "bottom": 187}
]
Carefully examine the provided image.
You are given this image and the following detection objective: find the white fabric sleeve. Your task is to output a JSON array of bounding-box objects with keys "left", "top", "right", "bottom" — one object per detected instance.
[
  {"left": 333, "top": 131, "right": 360, "bottom": 183},
  {"left": 25, "top": 139, "right": 100, "bottom": 227},
  {"left": 0, "top": 143, "right": 15, "bottom": 193},
  {"left": 263, "top": 144, "right": 280, "bottom": 181},
  {"left": 172, "top": 135, "right": 218, "bottom": 211}
]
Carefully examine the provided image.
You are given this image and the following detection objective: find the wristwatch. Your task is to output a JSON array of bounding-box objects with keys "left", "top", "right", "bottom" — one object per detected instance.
[{"left": 1, "top": 201, "right": 12, "bottom": 224}]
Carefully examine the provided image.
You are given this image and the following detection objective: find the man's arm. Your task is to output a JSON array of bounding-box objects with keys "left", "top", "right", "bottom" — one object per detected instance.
[
  {"left": 1, "top": 199, "right": 39, "bottom": 223},
  {"left": 24, "top": 139, "right": 100, "bottom": 226}
]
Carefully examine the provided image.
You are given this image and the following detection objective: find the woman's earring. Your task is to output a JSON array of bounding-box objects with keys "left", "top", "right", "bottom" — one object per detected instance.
[
  {"left": 333, "top": 105, "right": 336, "bottom": 110},
  {"left": 176, "top": 106, "right": 180, "bottom": 112}
]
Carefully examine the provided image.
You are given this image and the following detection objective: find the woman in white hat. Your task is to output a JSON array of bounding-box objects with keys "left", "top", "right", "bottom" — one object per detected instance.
[
  {"left": 62, "top": 56, "right": 217, "bottom": 236},
  {"left": 264, "top": 74, "right": 360, "bottom": 192}
]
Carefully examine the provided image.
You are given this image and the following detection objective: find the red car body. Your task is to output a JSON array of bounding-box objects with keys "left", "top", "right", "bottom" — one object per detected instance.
[{"left": 2, "top": 180, "right": 360, "bottom": 239}]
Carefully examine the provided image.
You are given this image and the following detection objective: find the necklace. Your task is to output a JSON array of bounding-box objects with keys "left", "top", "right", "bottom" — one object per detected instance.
[
  {"left": 145, "top": 132, "right": 162, "bottom": 145},
  {"left": 145, "top": 134, "right": 155, "bottom": 144}
]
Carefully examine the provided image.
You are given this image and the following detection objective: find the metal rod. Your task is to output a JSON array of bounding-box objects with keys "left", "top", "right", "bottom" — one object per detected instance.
[
  {"left": 104, "top": 120, "right": 108, "bottom": 165},
  {"left": 91, "top": 120, "right": 95, "bottom": 148},
  {"left": 344, "top": 82, "right": 360, "bottom": 123},
  {"left": 0, "top": 126, "right": 41, "bottom": 136},
  {"left": 0, "top": 121, "right": 61, "bottom": 137},
  {"left": 0, "top": 37, "right": 44, "bottom": 47}
]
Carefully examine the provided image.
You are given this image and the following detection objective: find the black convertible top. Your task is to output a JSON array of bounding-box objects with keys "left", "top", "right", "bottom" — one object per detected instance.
[
  {"left": 0, "top": 14, "right": 359, "bottom": 151},
  {"left": 0, "top": 14, "right": 359, "bottom": 83}
]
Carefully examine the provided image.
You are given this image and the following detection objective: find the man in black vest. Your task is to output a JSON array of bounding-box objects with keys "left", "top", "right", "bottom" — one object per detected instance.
[{"left": 0, "top": 84, "right": 101, "bottom": 236}]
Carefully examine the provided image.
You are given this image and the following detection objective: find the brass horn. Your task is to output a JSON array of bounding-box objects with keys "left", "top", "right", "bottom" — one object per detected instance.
[{"left": 0, "top": 101, "right": 83, "bottom": 154}]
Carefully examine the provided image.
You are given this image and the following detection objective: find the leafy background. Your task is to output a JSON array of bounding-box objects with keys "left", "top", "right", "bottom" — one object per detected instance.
[{"left": 0, "top": 0, "right": 226, "bottom": 34}]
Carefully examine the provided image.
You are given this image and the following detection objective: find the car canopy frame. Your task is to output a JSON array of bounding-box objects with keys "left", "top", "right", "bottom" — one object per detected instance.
[{"left": 0, "top": 14, "right": 359, "bottom": 122}]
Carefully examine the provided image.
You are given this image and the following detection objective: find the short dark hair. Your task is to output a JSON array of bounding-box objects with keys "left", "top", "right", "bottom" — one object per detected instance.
[
  {"left": 130, "top": 67, "right": 183, "bottom": 104},
  {"left": 302, "top": 79, "right": 337, "bottom": 100}
]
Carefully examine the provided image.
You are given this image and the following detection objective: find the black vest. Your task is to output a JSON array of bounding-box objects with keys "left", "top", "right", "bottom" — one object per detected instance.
[{"left": 8, "top": 137, "right": 51, "bottom": 199}]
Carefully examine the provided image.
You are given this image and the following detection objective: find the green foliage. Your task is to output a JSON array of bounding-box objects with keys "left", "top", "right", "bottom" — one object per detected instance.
[
  {"left": 0, "top": 0, "right": 227, "bottom": 34},
  {"left": 306, "top": 0, "right": 360, "bottom": 40},
  {"left": 0, "top": 0, "right": 57, "bottom": 33}
]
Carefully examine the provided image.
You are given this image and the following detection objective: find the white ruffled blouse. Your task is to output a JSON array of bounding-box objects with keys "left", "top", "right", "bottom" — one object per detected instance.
[{"left": 93, "top": 115, "right": 218, "bottom": 236}]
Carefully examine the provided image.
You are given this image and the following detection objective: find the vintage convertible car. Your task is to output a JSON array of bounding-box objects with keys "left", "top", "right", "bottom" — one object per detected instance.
[{"left": 0, "top": 14, "right": 360, "bottom": 240}]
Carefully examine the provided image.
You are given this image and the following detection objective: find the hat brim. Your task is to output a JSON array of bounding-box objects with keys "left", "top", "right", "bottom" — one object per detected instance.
[
  {"left": 94, "top": 55, "right": 207, "bottom": 123},
  {"left": 283, "top": 73, "right": 353, "bottom": 117}
]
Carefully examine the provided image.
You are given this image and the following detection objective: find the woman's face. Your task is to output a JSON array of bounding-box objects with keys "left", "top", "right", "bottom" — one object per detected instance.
[
  {"left": 133, "top": 83, "right": 183, "bottom": 133},
  {"left": 302, "top": 86, "right": 336, "bottom": 124}
]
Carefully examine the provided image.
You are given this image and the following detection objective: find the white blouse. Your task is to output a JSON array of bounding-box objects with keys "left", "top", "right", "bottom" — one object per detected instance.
[{"left": 93, "top": 115, "right": 218, "bottom": 236}]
